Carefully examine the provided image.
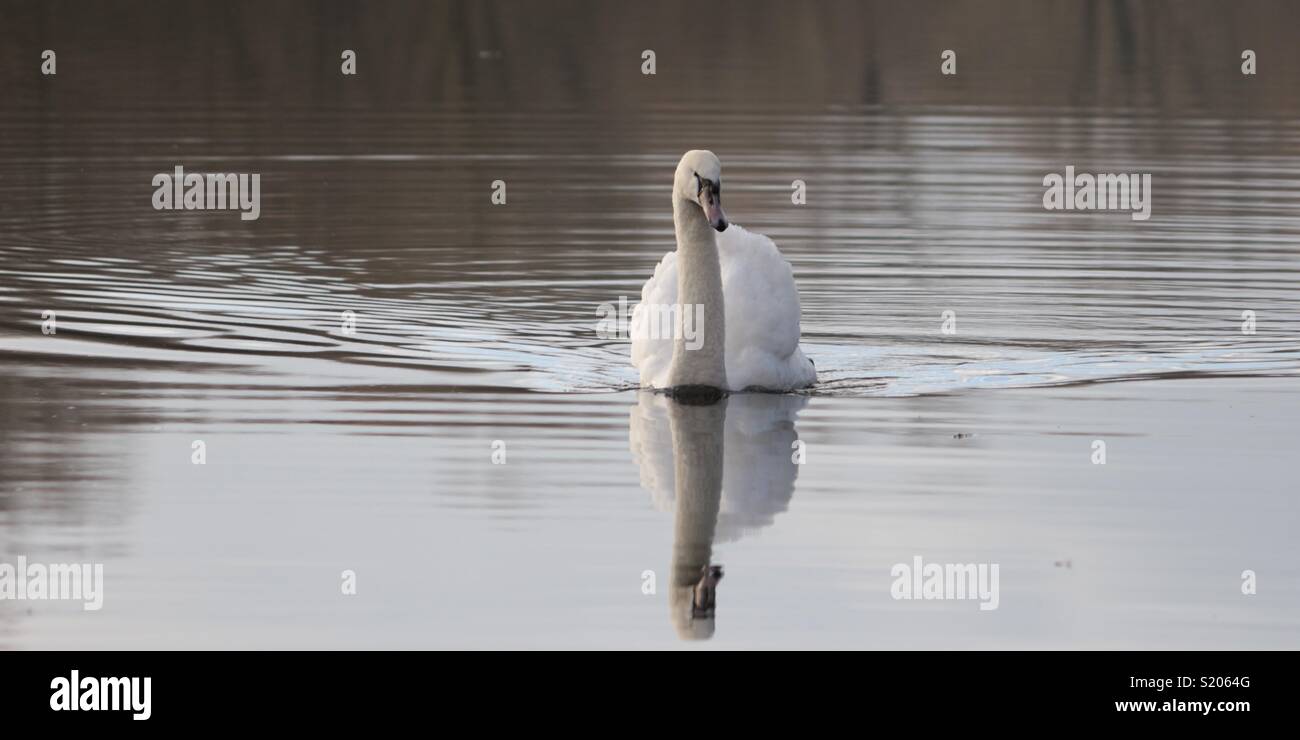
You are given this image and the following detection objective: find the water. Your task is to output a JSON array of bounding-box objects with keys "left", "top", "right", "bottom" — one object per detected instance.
[{"left": 1, "top": 1, "right": 1298, "bottom": 648}]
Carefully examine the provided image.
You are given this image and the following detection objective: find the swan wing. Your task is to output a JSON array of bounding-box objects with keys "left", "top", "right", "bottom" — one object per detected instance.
[
  {"left": 632, "top": 225, "right": 816, "bottom": 391},
  {"left": 717, "top": 225, "right": 817, "bottom": 390},
  {"left": 630, "top": 250, "right": 678, "bottom": 389}
]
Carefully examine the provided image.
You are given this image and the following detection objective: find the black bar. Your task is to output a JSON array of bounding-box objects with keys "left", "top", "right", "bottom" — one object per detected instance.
[{"left": 0, "top": 651, "right": 1285, "bottom": 726}]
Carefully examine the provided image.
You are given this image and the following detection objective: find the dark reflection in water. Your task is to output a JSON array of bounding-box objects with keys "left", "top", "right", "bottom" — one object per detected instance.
[
  {"left": 1, "top": 1, "right": 1298, "bottom": 648},
  {"left": 5, "top": 1, "right": 1300, "bottom": 111}
]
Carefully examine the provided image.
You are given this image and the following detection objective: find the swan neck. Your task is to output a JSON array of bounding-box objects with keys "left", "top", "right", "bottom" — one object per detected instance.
[
  {"left": 669, "top": 196, "right": 727, "bottom": 390},
  {"left": 673, "top": 195, "right": 715, "bottom": 254}
]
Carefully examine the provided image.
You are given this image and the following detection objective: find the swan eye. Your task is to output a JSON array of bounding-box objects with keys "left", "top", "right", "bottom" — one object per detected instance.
[{"left": 693, "top": 173, "right": 719, "bottom": 198}]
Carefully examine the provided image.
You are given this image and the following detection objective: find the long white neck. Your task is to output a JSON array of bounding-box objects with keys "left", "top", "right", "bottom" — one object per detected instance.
[{"left": 668, "top": 195, "right": 727, "bottom": 390}]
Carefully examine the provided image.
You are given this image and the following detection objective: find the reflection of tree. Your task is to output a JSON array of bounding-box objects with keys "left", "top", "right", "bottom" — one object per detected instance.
[{"left": 3, "top": 2, "right": 1295, "bottom": 112}]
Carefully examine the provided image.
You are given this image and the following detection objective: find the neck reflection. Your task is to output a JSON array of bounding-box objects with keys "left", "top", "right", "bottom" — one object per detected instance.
[{"left": 629, "top": 391, "right": 807, "bottom": 640}]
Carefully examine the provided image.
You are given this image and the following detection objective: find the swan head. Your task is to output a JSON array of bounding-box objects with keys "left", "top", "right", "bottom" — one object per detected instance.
[{"left": 674, "top": 150, "right": 728, "bottom": 232}]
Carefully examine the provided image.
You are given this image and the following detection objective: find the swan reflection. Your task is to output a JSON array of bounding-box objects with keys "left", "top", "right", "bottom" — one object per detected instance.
[{"left": 628, "top": 392, "right": 807, "bottom": 640}]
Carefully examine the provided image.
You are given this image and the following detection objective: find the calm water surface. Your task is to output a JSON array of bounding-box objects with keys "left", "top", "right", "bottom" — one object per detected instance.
[{"left": 1, "top": 1, "right": 1298, "bottom": 648}]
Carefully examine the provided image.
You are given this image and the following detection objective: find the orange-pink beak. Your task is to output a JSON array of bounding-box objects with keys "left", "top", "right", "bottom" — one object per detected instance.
[{"left": 701, "top": 186, "right": 728, "bottom": 232}]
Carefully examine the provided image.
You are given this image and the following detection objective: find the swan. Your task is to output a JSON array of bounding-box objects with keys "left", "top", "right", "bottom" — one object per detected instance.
[{"left": 630, "top": 150, "right": 816, "bottom": 395}]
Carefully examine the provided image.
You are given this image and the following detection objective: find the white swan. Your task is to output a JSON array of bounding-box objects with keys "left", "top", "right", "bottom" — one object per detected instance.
[{"left": 630, "top": 150, "right": 816, "bottom": 393}]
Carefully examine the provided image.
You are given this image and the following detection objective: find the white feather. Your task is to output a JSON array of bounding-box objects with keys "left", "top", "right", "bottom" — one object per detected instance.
[{"left": 631, "top": 223, "right": 816, "bottom": 391}]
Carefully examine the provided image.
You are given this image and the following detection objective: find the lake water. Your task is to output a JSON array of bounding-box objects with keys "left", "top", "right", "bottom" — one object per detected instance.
[{"left": 1, "top": 1, "right": 1298, "bottom": 648}]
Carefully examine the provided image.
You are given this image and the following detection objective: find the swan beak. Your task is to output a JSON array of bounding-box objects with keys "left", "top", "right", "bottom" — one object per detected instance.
[{"left": 701, "top": 189, "right": 728, "bottom": 232}]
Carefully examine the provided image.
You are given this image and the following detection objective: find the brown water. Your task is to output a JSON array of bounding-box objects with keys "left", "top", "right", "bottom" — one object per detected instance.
[{"left": 1, "top": 1, "right": 1298, "bottom": 648}]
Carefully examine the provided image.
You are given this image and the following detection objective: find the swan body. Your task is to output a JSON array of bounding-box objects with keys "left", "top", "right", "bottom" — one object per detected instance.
[{"left": 631, "top": 151, "right": 816, "bottom": 392}]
